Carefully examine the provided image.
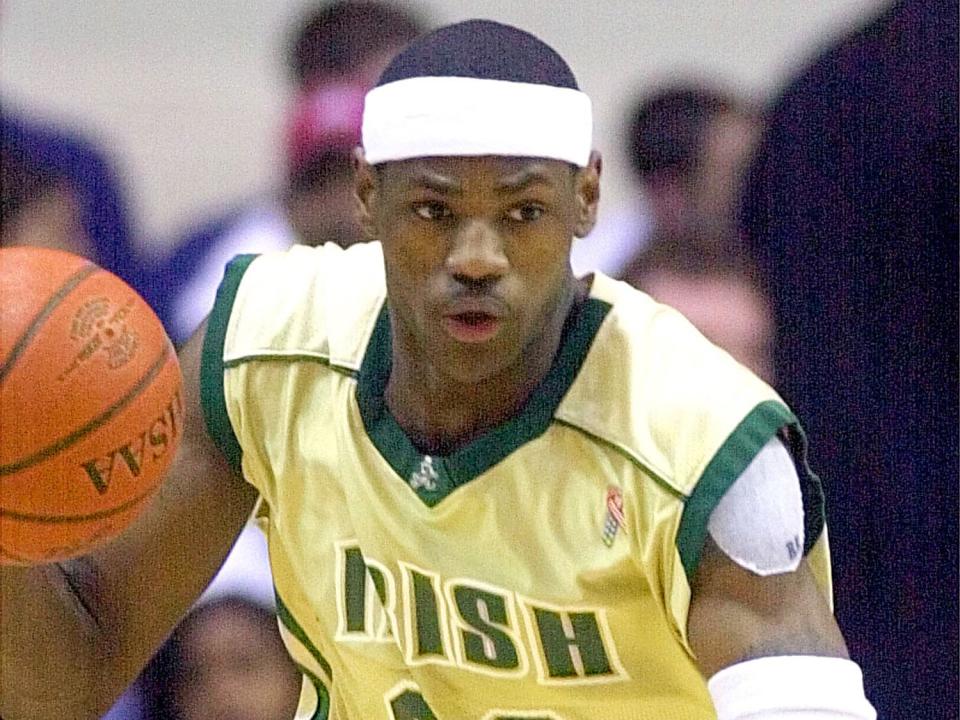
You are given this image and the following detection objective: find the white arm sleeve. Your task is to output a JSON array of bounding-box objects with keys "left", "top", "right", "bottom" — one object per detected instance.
[
  {"left": 707, "top": 436, "right": 805, "bottom": 576},
  {"left": 709, "top": 656, "right": 876, "bottom": 719}
]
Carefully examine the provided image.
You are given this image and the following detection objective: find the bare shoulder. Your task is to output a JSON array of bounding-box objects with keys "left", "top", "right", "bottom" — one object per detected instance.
[{"left": 687, "top": 536, "right": 848, "bottom": 678}]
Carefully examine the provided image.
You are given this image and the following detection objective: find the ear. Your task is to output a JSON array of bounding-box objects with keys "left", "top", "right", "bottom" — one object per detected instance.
[
  {"left": 573, "top": 150, "right": 602, "bottom": 238},
  {"left": 353, "top": 147, "right": 379, "bottom": 240}
]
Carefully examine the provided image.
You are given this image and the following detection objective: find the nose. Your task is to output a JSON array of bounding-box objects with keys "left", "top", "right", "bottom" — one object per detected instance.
[{"left": 445, "top": 219, "right": 509, "bottom": 287}]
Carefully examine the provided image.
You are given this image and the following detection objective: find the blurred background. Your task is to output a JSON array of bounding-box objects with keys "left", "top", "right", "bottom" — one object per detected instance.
[
  {"left": 1, "top": 0, "right": 884, "bottom": 251},
  {"left": 2, "top": 2, "right": 956, "bottom": 719}
]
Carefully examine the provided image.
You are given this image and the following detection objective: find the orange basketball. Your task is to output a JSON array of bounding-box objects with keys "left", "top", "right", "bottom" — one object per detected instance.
[{"left": 0, "top": 246, "right": 182, "bottom": 565}]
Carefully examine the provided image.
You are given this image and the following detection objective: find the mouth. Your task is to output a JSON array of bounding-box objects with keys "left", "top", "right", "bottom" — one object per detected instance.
[{"left": 441, "top": 311, "right": 503, "bottom": 344}]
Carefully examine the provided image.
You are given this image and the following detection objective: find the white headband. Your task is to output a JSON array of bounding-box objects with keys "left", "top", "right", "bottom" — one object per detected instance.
[{"left": 362, "top": 76, "right": 593, "bottom": 167}]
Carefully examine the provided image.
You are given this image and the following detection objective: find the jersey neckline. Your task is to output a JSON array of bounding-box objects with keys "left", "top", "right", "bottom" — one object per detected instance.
[{"left": 355, "top": 294, "right": 612, "bottom": 507}]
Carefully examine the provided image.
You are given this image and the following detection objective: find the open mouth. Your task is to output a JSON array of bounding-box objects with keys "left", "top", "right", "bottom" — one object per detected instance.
[
  {"left": 455, "top": 311, "right": 495, "bottom": 325},
  {"left": 442, "top": 312, "right": 502, "bottom": 343}
]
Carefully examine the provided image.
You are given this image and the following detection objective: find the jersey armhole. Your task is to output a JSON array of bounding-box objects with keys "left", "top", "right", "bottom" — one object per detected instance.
[
  {"left": 199, "top": 253, "right": 259, "bottom": 473},
  {"left": 779, "top": 420, "right": 827, "bottom": 559},
  {"left": 675, "top": 400, "right": 803, "bottom": 581}
]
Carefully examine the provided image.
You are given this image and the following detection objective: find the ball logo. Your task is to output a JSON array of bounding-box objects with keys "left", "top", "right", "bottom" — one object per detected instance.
[
  {"left": 79, "top": 389, "right": 184, "bottom": 495},
  {"left": 58, "top": 296, "right": 140, "bottom": 380}
]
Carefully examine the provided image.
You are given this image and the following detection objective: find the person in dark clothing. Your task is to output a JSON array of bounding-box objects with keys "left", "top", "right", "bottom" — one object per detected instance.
[
  {"left": 739, "top": 2, "right": 958, "bottom": 717},
  {"left": 1, "top": 109, "right": 142, "bottom": 289}
]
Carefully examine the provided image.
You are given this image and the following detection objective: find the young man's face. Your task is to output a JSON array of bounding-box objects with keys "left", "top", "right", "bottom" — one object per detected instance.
[{"left": 358, "top": 153, "right": 600, "bottom": 383}]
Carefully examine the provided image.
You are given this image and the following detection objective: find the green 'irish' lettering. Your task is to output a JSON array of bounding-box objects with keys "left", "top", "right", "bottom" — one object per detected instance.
[
  {"left": 533, "top": 608, "right": 612, "bottom": 678},
  {"left": 453, "top": 585, "right": 519, "bottom": 669},
  {"left": 343, "top": 546, "right": 368, "bottom": 632},
  {"left": 411, "top": 569, "right": 444, "bottom": 657},
  {"left": 340, "top": 544, "right": 392, "bottom": 639},
  {"left": 388, "top": 688, "right": 438, "bottom": 720}
]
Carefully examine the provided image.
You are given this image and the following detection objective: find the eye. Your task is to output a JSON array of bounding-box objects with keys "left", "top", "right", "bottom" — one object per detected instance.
[
  {"left": 506, "top": 203, "right": 546, "bottom": 223},
  {"left": 412, "top": 201, "right": 452, "bottom": 221}
]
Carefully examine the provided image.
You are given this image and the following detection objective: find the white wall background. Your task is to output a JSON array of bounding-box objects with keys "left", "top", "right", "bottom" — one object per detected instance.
[{"left": 1, "top": 0, "right": 888, "bottom": 252}]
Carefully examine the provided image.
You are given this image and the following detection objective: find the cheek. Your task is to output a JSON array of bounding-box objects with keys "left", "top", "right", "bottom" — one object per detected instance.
[
  {"left": 381, "top": 222, "right": 449, "bottom": 285},
  {"left": 510, "top": 253, "right": 571, "bottom": 330},
  {"left": 508, "top": 229, "right": 573, "bottom": 286},
  {"left": 379, "top": 239, "right": 444, "bottom": 333}
]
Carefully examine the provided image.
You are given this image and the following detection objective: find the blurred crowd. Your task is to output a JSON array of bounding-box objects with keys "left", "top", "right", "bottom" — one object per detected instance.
[{"left": 1, "top": 2, "right": 956, "bottom": 719}]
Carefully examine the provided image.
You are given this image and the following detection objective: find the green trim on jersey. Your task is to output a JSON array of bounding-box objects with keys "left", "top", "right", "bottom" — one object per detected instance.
[
  {"left": 200, "top": 253, "right": 258, "bottom": 473},
  {"left": 780, "top": 421, "right": 827, "bottom": 557},
  {"left": 676, "top": 399, "right": 796, "bottom": 580},
  {"left": 356, "top": 298, "right": 612, "bottom": 506},
  {"left": 276, "top": 591, "right": 334, "bottom": 681},
  {"left": 301, "top": 667, "right": 331, "bottom": 720}
]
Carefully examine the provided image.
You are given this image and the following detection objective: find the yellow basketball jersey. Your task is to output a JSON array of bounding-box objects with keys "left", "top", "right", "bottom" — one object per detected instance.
[{"left": 200, "top": 242, "right": 831, "bottom": 720}]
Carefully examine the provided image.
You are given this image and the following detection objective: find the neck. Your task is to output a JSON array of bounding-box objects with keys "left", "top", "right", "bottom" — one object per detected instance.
[{"left": 385, "top": 280, "right": 586, "bottom": 455}]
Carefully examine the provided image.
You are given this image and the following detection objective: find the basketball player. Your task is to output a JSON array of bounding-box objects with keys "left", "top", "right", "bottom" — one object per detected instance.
[{"left": 0, "top": 20, "right": 876, "bottom": 720}]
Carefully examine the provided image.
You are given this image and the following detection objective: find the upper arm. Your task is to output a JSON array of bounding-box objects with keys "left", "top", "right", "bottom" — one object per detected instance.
[
  {"left": 683, "top": 417, "right": 843, "bottom": 679},
  {"left": 687, "top": 535, "right": 848, "bottom": 679},
  {"left": 88, "top": 319, "right": 260, "bottom": 674},
  {"left": 1, "top": 321, "right": 259, "bottom": 719}
]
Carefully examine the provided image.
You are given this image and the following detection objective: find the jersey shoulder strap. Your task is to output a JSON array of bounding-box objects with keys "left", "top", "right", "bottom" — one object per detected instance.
[{"left": 199, "top": 242, "right": 386, "bottom": 468}]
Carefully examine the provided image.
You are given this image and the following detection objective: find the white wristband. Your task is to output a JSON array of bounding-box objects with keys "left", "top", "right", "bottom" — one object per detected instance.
[{"left": 708, "top": 656, "right": 876, "bottom": 719}]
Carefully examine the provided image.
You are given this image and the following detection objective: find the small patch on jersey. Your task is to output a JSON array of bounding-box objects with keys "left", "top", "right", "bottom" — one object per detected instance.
[
  {"left": 410, "top": 455, "right": 439, "bottom": 492},
  {"left": 602, "top": 486, "right": 628, "bottom": 546}
]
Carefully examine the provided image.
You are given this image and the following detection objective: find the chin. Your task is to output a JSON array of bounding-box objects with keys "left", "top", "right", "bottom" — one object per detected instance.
[{"left": 436, "top": 341, "right": 517, "bottom": 385}]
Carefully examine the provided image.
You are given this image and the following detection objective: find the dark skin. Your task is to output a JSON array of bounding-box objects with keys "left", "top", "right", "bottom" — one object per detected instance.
[
  {"left": 357, "top": 151, "right": 848, "bottom": 674},
  {"left": 0, "top": 150, "right": 847, "bottom": 719},
  {"left": 355, "top": 151, "right": 600, "bottom": 452}
]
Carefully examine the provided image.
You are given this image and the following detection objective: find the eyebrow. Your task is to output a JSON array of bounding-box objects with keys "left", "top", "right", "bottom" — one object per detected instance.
[
  {"left": 407, "top": 171, "right": 462, "bottom": 194},
  {"left": 494, "top": 168, "right": 559, "bottom": 193},
  {"left": 401, "top": 165, "right": 563, "bottom": 194}
]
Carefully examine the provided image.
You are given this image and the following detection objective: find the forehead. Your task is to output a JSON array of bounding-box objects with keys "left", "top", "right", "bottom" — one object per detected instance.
[{"left": 375, "top": 155, "right": 576, "bottom": 191}]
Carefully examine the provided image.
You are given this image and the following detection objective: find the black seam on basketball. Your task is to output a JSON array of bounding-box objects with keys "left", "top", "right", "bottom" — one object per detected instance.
[
  {"left": 0, "top": 347, "right": 172, "bottom": 476},
  {"left": 0, "top": 263, "right": 98, "bottom": 384},
  {"left": 0, "top": 484, "right": 155, "bottom": 523}
]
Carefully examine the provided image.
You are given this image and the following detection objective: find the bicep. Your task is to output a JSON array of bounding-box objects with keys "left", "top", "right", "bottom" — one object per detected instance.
[
  {"left": 687, "top": 434, "right": 846, "bottom": 678},
  {"left": 687, "top": 535, "right": 848, "bottom": 679},
  {"left": 89, "top": 319, "right": 259, "bottom": 678}
]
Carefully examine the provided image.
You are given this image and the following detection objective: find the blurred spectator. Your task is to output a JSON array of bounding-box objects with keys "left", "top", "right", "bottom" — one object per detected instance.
[
  {"left": 623, "top": 236, "right": 774, "bottom": 383},
  {"left": 628, "top": 85, "right": 762, "bottom": 243},
  {"left": 139, "top": 595, "right": 301, "bottom": 720},
  {"left": 282, "top": 0, "right": 426, "bottom": 248},
  {"left": 1, "top": 107, "right": 144, "bottom": 288},
  {"left": 572, "top": 82, "right": 762, "bottom": 278},
  {"left": 286, "top": 0, "right": 423, "bottom": 88},
  {"left": 148, "top": 0, "right": 427, "bottom": 345},
  {"left": 1, "top": 145, "right": 91, "bottom": 256},
  {"left": 739, "top": 1, "right": 958, "bottom": 717}
]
